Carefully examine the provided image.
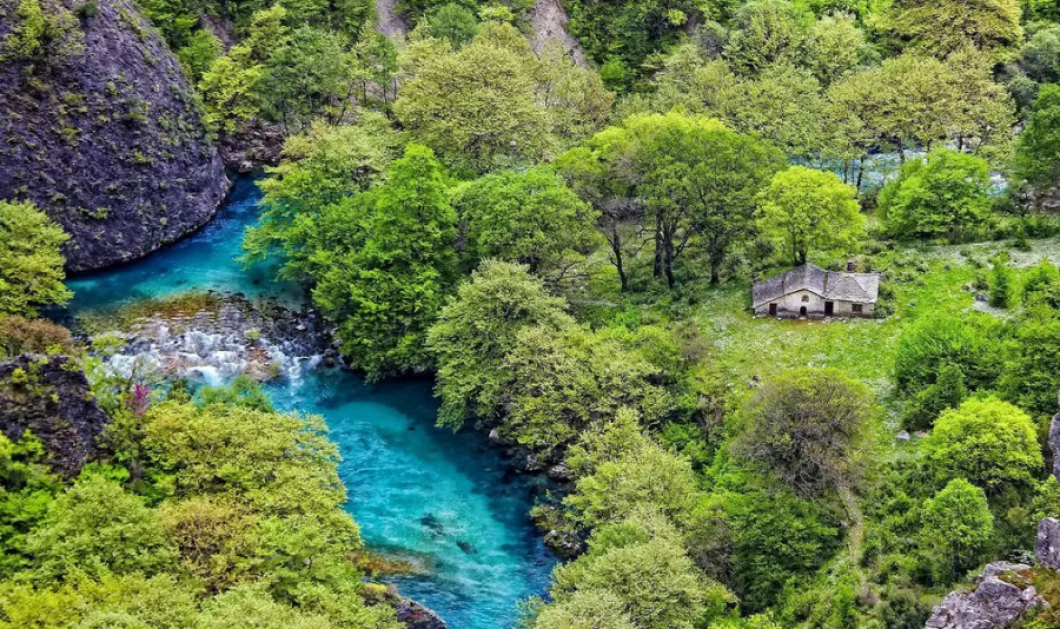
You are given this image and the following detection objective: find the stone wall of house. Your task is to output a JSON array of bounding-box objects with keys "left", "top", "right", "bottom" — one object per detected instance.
[{"left": 754, "top": 290, "right": 875, "bottom": 317}]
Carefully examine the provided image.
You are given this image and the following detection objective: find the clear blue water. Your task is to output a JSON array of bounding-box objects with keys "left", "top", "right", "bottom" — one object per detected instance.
[{"left": 61, "top": 176, "right": 557, "bottom": 629}]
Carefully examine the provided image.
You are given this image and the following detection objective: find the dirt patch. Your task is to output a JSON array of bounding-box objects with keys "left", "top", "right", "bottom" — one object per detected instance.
[{"left": 528, "top": 0, "right": 586, "bottom": 67}]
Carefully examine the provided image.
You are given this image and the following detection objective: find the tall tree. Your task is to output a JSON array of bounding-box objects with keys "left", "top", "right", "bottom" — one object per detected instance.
[
  {"left": 757, "top": 166, "right": 863, "bottom": 265},
  {"left": 872, "top": 0, "right": 1022, "bottom": 59},
  {"left": 1015, "top": 84, "right": 1060, "bottom": 203},
  {"left": 312, "top": 144, "right": 458, "bottom": 378},
  {"left": 452, "top": 168, "right": 599, "bottom": 275},
  {"left": 639, "top": 123, "right": 785, "bottom": 285}
]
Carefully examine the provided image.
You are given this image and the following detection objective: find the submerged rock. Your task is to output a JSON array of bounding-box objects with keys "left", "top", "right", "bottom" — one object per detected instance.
[
  {"left": 394, "top": 598, "right": 448, "bottom": 629},
  {"left": 0, "top": 355, "right": 109, "bottom": 477},
  {"left": 0, "top": 0, "right": 228, "bottom": 271}
]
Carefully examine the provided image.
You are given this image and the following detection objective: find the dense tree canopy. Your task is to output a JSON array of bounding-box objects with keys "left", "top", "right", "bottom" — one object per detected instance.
[{"left": 0, "top": 200, "right": 71, "bottom": 317}]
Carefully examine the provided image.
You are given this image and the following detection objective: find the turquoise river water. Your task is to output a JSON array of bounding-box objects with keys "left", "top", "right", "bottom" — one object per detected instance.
[{"left": 61, "top": 177, "right": 557, "bottom": 629}]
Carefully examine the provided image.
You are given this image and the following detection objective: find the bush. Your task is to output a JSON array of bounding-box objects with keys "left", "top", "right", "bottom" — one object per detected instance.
[
  {"left": 919, "top": 478, "right": 994, "bottom": 583},
  {"left": 878, "top": 148, "right": 992, "bottom": 242},
  {"left": 0, "top": 316, "right": 75, "bottom": 357},
  {"left": 901, "top": 363, "right": 967, "bottom": 431},
  {"left": 893, "top": 314, "right": 1007, "bottom": 397},
  {"left": 922, "top": 397, "right": 1043, "bottom": 494}
]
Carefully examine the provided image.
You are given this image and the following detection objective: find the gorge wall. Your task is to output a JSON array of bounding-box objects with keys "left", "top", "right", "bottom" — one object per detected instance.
[{"left": 0, "top": 0, "right": 229, "bottom": 271}]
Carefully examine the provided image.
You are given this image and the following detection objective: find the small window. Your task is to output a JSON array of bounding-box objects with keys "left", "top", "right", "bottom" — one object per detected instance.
[
  {"left": 801, "top": 295, "right": 810, "bottom": 303},
  {"left": 852, "top": 304, "right": 863, "bottom": 313}
]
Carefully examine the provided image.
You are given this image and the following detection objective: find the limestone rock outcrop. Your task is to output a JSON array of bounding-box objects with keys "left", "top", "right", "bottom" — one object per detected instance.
[
  {"left": 925, "top": 562, "right": 1043, "bottom": 629},
  {"left": 0, "top": 0, "right": 229, "bottom": 271}
]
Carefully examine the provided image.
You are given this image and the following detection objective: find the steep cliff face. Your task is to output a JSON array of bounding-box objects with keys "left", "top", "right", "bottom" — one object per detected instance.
[
  {"left": 0, "top": 354, "right": 110, "bottom": 477},
  {"left": 0, "top": 0, "right": 229, "bottom": 271}
]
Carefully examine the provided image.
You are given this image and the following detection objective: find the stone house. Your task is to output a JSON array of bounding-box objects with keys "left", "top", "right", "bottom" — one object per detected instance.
[{"left": 752, "top": 263, "right": 881, "bottom": 318}]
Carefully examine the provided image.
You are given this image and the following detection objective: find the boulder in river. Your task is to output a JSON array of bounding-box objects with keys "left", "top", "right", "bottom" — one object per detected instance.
[{"left": 0, "top": 0, "right": 229, "bottom": 271}]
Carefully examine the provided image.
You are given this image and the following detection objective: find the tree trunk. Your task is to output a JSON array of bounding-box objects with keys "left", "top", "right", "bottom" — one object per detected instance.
[
  {"left": 664, "top": 238, "right": 675, "bottom": 289},
  {"left": 653, "top": 215, "right": 664, "bottom": 280}
]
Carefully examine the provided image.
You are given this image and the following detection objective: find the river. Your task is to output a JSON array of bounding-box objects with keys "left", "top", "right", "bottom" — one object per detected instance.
[{"left": 60, "top": 176, "right": 557, "bottom": 629}]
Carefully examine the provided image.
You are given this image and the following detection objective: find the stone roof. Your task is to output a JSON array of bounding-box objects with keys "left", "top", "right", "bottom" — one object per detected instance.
[{"left": 752, "top": 264, "right": 881, "bottom": 307}]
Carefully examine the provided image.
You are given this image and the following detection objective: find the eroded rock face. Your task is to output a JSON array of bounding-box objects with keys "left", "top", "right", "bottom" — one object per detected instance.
[
  {"left": 0, "top": 355, "right": 110, "bottom": 477},
  {"left": 394, "top": 598, "right": 448, "bottom": 629},
  {"left": 1036, "top": 518, "right": 1060, "bottom": 571},
  {"left": 925, "top": 562, "right": 1042, "bottom": 629},
  {"left": 0, "top": 0, "right": 229, "bottom": 271},
  {"left": 1049, "top": 390, "right": 1060, "bottom": 481}
]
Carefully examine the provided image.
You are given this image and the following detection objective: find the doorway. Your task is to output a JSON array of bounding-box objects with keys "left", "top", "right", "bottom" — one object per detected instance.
[
  {"left": 824, "top": 301, "right": 834, "bottom": 316},
  {"left": 769, "top": 303, "right": 777, "bottom": 316},
  {"left": 799, "top": 306, "right": 807, "bottom": 317}
]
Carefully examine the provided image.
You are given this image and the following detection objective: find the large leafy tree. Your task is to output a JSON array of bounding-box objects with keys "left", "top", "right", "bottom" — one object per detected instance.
[
  {"left": 922, "top": 397, "right": 1043, "bottom": 494},
  {"left": 452, "top": 167, "right": 599, "bottom": 274},
  {"left": 427, "top": 261, "right": 575, "bottom": 429},
  {"left": 732, "top": 368, "right": 874, "bottom": 496},
  {"left": 242, "top": 116, "right": 403, "bottom": 278},
  {"left": 724, "top": 0, "right": 812, "bottom": 76},
  {"left": 394, "top": 23, "right": 552, "bottom": 173},
  {"left": 893, "top": 313, "right": 1008, "bottom": 397},
  {"left": 638, "top": 121, "right": 785, "bottom": 285},
  {"left": 878, "top": 148, "right": 993, "bottom": 241},
  {"left": 1000, "top": 306, "right": 1060, "bottom": 417},
  {"left": 0, "top": 200, "right": 71, "bottom": 317},
  {"left": 312, "top": 144, "right": 458, "bottom": 378},
  {"left": 872, "top": 0, "right": 1022, "bottom": 59},
  {"left": 757, "top": 166, "right": 863, "bottom": 265}
]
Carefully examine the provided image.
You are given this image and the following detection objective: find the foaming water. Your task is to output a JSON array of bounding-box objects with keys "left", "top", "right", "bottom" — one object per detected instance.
[{"left": 61, "top": 176, "right": 557, "bottom": 629}]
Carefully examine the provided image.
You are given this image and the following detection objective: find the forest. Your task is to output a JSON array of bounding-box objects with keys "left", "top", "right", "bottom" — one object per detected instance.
[{"left": 2, "top": 0, "right": 1060, "bottom": 626}]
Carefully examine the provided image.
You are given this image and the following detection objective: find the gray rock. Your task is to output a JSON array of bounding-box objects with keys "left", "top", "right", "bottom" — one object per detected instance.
[
  {"left": 976, "top": 292, "right": 989, "bottom": 302},
  {"left": 0, "top": 0, "right": 229, "bottom": 271},
  {"left": 1036, "top": 518, "right": 1060, "bottom": 570},
  {"left": 925, "top": 562, "right": 1042, "bottom": 629},
  {"left": 547, "top": 463, "right": 570, "bottom": 482},
  {"left": 1049, "top": 394, "right": 1060, "bottom": 482},
  {"left": 395, "top": 598, "right": 448, "bottom": 629},
  {"left": 896, "top": 430, "right": 911, "bottom": 442}
]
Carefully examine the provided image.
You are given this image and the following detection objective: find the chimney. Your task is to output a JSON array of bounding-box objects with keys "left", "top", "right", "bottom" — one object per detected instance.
[{"left": 846, "top": 260, "right": 856, "bottom": 272}]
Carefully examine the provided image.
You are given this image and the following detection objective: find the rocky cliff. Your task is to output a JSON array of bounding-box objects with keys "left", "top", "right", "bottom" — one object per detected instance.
[
  {"left": 0, "top": 0, "right": 229, "bottom": 271},
  {"left": 0, "top": 354, "right": 110, "bottom": 477}
]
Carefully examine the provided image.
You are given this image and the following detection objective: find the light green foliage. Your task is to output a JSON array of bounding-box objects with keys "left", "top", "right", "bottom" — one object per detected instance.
[
  {"left": 427, "top": 261, "right": 575, "bottom": 429},
  {"left": 756, "top": 166, "right": 863, "bottom": 265},
  {"left": 804, "top": 12, "right": 869, "bottom": 86},
  {"left": 1000, "top": 306, "right": 1060, "bottom": 416},
  {"left": 350, "top": 30, "right": 399, "bottom": 114},
  {"left": 243, "top": 117, "right": 401, "bottom": 277},
  {"left": 1, "top": 0, "right": 84, "bottom": 64},
  {"left": 714, "top": 62, "right": 829, "bottom": 157},
  {"left": 637, "top": 117, "right": 785, "bottom": 285},
  {"left": 0, "top": 200, "right": 72, "bottom": 317},
  {"left": 989, "top": 254, "right": 1016, "bottom": 308},
  {"left": 537, "top": 39, "right": 615, "bottom": 144},
  {"left": 893, "top": 314, "right": 1006, "bottom": 397},
  {"left": 0, "top": 432, "right": 57, "bottom": 577},
  {"left": 922, "top": 397, "right": 1043, "bottom": 494},
  {"left": 199, "top": 51, "right": 264, "bottom": 135},
  {"left": 394, "top": 24, "right": 552, "bottom": 172},
  {"left": 533, "top": 589, "right": 636, "bottom": 629},
  {"left": 872, "top": 0, "right": 1022, "bottom": 59},
  {"left": 564, "top": 415, "right": 699, "bottom": 528},
  {"left": 1021, "top": 258, "right": 1060, "bottom": 307},
  {"left": 312, "top": 144, "right": 458, "bottom": 378},
  {"left": 878, "top": 148, "right": 993, "bottom": 241},
  {"left": 1015, "top": 84, "right": 1060, "bottom": 199},
  {"left": 0, "top": 573, "right": 199, "bottom": 629},
  {"left": 920, "top": 479, "right": 994, "bottom": 582},
  {"left": 548, "top": 513, "right": 732, "bottom": 629},
  {"left": 176, "top": 29, "right": 222, "bottom": 82},
  {"left": 501, "top": 326, "right": 676, "bottom": 451},
  {"left": 425, "top": 3, "right": 480, "bottom": 47},
  {"left": 257, "top": 26, "right": 356, "bottom": 132},
  {"left": 732, "top": 368, "right": 874, "bottom": 495},
  {"left": 25, "top": 475, "right": 178, "bottom": 580},
  {"left": 452, "top": 167, "right": 599, "bottom": 274},
  {"left": 725, "top": 0, "right": 812, "bottom": 75},
  {"left": 197, "top": 584, "right": 331, "bottom": 629},
  {"left": 827, "top": 53, "right": 1014, "bottom": 163}
]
